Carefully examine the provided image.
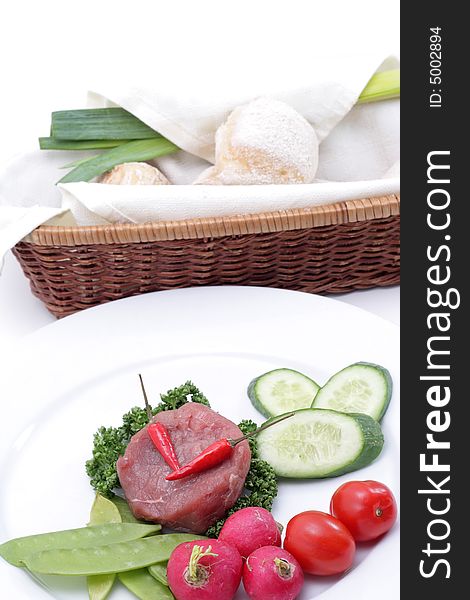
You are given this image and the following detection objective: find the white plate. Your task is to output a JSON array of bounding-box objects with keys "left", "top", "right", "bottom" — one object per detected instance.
[{"left": 0, "top": 286, "right": 399, "bottom": 599}]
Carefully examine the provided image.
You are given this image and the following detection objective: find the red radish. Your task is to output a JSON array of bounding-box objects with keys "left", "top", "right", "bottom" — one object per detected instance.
[
  {"left": 167, "top": 539, "right": 242, "bottom": 600},
  {"left": 243, "top": 546, "right": 304, "bottom": 600},
  {"left": 219, "top": 507, "right": 281, "bottom": 558}
]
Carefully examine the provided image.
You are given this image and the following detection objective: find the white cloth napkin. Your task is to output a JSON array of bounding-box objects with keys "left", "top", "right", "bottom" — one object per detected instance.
[
  {"left": 0, "top": 53, "right": 399, "bottom": 269},
  {"left": 60, "top": 176, "right": 399, "bottom": 226},
  {"left": 88, "top": 55, "right": 396, "bottom": 162}
]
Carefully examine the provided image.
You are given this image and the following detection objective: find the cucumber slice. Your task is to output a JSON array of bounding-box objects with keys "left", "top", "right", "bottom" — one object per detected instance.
[
  {"left": 312, "top": 362, "right": 392, "bottom": 421},
  {"left": 256, "top": 408, "right": 384, "bottom": 478},
  {"left": 248, "top": 368, "right": 320, "bottom": 418}
]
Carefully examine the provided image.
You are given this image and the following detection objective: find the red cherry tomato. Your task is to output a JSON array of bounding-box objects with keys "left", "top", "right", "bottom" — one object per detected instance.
[
  {"left": 330, "top": 480, "right": 397, "bottom": 542},
  {"left": 284, "top": 511, "right": 355, "bottom": 576}
]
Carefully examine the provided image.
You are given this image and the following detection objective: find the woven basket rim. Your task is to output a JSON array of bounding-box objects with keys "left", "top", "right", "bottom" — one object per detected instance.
[{"left": 25, "top": 193, "right": 400, "bottom": 247}]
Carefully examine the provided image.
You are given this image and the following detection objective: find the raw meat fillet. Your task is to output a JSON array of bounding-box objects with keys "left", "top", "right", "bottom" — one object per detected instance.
[{"left": 117, "top": 403, "right": 251, "bottom": 533}]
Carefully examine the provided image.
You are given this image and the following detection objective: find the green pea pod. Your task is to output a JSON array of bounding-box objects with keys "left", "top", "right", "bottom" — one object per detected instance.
[
  {"left": 87, "top": 574, "right": 116, "bottom": 600},
  {"left": 119, "top": 569, "right": 175, "bottom": 599},
  {"left": 88, "top": 494, "right": 122, "bottom": 526},
  {"left": 148, "top": 562, "right": 168, "bottom": 586},
  {"left": 0, "top": 523, "right": 160, "bottom": 567},
  {"left": 87, "top": 494, "right": 122, "bottom": 600},
  {"left": 25, "top": 534, "right": 204, "bottom": 576},
  {"left": 110, "top": 495, "right": 141, "bottom": 524}
]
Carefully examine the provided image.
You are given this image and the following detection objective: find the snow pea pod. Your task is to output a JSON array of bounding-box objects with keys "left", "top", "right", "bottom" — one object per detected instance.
[
  {"left": 88, "top": 574, "right": 115, "bottom": 600},
  {"left": 110, "top": 495, "right": 141, "bottom": 524},
  {"left": 0, "top": 523, "right": 160, "bottom": 567},
  {"left": 87, "top": 494, "right": 122, "bottom": 600},
  {"left": 88, "top": 494, "right": 121, "bottom": 526},
  {"left": 119, "top": 569, "right": 175, "bottom": 599},
  {"left": 25, "top": 533, "right": 204, "bottom": 576},
  {"left": 148, "top": 562, "right": 168, "bottom": 586}
]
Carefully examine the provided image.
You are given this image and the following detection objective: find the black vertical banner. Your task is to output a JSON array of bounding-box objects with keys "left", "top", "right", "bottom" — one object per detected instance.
[{"left": 401, "top": 3, "right": 466, "bottom": 598}]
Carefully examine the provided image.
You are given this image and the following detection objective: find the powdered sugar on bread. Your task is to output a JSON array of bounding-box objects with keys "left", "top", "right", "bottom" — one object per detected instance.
[{"left": 195, "top": 97, "right": 318, "bottom": 185}]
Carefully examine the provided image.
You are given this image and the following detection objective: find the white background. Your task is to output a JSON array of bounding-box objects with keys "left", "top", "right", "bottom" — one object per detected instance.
[
  {"left": 0, "top": 0, "right": 400, "bottom": 164},
  {"left": 0, "top": 0, "right": 400, "bottom": 347}
]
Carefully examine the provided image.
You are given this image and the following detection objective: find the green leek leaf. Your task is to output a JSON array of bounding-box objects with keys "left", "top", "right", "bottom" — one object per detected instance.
[
  {"left": 358, "top": 69, "right": 400, "bottom": 104},
  {"left": 51, "top": 107, "right": 159, "bottom": 141},
  {"left": 58, "top": 138, "right": 179, "bottom": 184},
  {"left": 39, "top": 137, "right": 130, "bottom": 150}
]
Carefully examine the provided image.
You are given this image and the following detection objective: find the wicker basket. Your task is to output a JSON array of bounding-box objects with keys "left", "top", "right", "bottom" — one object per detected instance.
[{"left": 13, "top": 194, "right": 400, "bottom": 318}]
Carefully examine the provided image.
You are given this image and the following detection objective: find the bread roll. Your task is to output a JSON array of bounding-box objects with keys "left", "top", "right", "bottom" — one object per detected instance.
[
  {"left": 194, "top": 97, "right": 318, "bottom": 185},
  {"left": 99, "top": 162, "right": 170, "bottom": 185}
]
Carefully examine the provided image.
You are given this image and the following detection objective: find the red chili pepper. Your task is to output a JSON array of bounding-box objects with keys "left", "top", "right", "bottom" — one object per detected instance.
[
  {"left": 137, "top": 373, "right": 181, "bottom": 471},
  {"left": 166, "top": 439, "right": 233, "bottom": 480},
  {"left": 166, "top": 411, "right": 295, "bottom": 481},
  {"left": 148, "top": 422, "right": 180, "bottom": 471}
]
